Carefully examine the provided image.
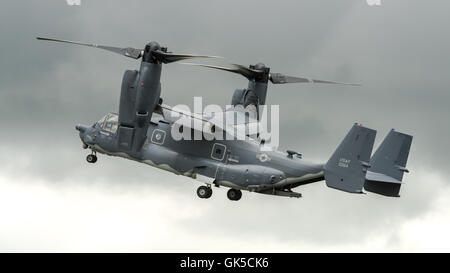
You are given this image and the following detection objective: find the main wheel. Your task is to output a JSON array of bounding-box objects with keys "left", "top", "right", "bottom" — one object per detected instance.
[
  {"left": 197, "top": 186, "right": 212, "bottom": 199},
  {"left": 205, "top": 187, "right": 213, "bottom": 198},
  {"left": 86, "top": 154, "right": 97, "bottom": 163},
  {"left": 227, "top": 189, "right": 242, "bottom": 201}
]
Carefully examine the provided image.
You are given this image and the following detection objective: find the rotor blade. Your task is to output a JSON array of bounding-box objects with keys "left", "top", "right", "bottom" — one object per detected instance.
[
  {"left": 180, "top": 62, "right": 261, "bottom": 80},
  {"left": 180, "top": 63, "right": 244, "bottom": 75},
  {"left": 270, "top": 72, "right": 360, "bottom": 86},
  {"left": 269, "top": 73, "right": 310, "bottom": 84},
  {"left": 231, "top": 63, "right": 264, "bottom": 79},
  {"left": 36, "top": 37, "right": 143, "bottom": 59},
  {"left": 310, "top": 79, "right": 361, "bottom": 86},
  {"left": 154, "top": 51, "right": 222, "bottom": 64}
]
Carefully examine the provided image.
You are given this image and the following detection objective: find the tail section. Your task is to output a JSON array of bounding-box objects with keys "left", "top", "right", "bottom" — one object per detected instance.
[
  {"left": 324, "top": 124, "right": 377, "bottom": 193},
  {"left": 364, "top": 129, "right": 413, "bottom": 197}
]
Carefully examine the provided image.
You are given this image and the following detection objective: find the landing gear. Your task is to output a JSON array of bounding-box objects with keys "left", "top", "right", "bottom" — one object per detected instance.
[
  {"left": 86, "top": 153, "right": 97, "bottom": 163},
  {"left": 197, "top": 185, "right": 213, "bottom": 199},
  {"left": 227, "top": 189, "right": 242, "bottom": 201}
]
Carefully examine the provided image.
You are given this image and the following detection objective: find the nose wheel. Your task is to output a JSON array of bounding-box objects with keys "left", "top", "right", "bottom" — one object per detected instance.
[
  {"left": 227, "top": 189, "right": 242, "bottom": 201},
  {"left": 86, "top": 153, "right": 97, "bottom": 163},
  {"left": 197, "top": 185, "right": 213, "bottom": 199}
]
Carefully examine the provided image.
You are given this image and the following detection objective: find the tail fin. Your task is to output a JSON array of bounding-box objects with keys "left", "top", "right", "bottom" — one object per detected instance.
[
  {"left": 364, "top": 129, "right": 413, "bottom": 197},
  {"left": 324, "top": 124, "right": 376, "bottom": 193}
]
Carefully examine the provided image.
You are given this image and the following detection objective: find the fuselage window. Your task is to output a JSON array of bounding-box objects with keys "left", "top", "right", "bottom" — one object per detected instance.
[{"left": 211, "top": 143, "right": 226, "bottom": 161}]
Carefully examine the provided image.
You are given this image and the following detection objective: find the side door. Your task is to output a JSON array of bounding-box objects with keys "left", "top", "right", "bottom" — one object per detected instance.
[{"left": 211, "top": 143, "right": 228, "bottom": 181}]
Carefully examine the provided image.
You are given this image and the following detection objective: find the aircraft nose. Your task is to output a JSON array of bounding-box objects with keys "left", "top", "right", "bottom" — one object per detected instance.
[
  {"left": 75, "top": 124, "right": 88, "bottom": 133},
  {"left": 76, "top": 124, "right": 95, "bottom": 146},
  {"left": 83, "top": 134, "right": 94, "bottom": 144}
]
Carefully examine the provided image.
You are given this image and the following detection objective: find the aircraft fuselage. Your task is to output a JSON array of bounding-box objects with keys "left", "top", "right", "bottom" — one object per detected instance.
[{"left": 76, "top": 114, "right": 324, "bottom": 198}]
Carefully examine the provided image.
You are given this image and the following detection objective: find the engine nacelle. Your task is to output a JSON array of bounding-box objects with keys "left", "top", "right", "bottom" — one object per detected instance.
[
  {"left": 117, "top": 62, "right": 162, "bottom": 152},
  {"left": 135, "top": 62, "right": 161, "bottom": 128},
  {"left": 118, "top": 70, "right": 139, "bottom": 127},
  {"left": 231, "top": 88, "right": 259, "bottom": 107},
  {"left": 231, "top": 88, "right": 246, "bottom": 105}
]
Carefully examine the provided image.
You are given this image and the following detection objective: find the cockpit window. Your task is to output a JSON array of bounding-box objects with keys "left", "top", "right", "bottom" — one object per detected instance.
[
  {"left": 97, "top": 115, "right": 107, "bottom": 127},
  {"left": 97, "top": 113, "right": 119, "bottom": 134}
]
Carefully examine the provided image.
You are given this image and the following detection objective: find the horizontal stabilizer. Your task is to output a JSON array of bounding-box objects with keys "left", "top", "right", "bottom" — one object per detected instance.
[
  {"left": 364, "top": 129, "right": 413, "bottom": 197},
  {"left": 364, "top": 171, "right": 402, "bottom": 197},
  {"left": 324, "top": 124, "right": 376, "bottom": 193}
]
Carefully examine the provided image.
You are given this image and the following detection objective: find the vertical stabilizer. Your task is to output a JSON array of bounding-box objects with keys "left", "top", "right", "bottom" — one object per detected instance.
[{"left": 324, "top": 124, "right": 377, "bottom": 193}]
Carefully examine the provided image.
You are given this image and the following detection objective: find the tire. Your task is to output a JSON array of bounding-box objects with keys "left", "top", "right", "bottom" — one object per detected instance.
[
  {"left": 197, "top": 186, "right": 211, "bottom": 199},
  {"left": 235, "top": 190, "right": 242, "bottom": 200},
  {"left": 205, "top": 187, "right": 213, "bottom": 198},
  {"left": 227, "top": 189, "right": 242, "bottom": 201},
  {"left": 86, "top": 154, "right": 97, "bottom": 163}
]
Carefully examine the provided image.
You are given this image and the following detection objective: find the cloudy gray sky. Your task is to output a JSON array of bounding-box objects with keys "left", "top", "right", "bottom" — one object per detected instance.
[{"left": 1, "top": 0, "right": 450, "bottom": 252}]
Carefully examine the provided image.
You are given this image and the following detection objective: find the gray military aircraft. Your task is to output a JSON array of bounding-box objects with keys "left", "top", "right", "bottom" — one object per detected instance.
[{"left": 37, "top": 37, "right": 413, "bottom": 201}]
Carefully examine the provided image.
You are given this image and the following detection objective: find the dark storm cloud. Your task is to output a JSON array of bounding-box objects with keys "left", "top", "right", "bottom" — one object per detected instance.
[{"left": 1, "top": 0, "right": 450, "bottom": 248}]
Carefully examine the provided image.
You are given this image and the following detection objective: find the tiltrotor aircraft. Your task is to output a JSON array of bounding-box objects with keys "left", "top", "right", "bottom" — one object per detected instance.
[{"left": 37, "top": 37, "right": 413, "bottom": 201}]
